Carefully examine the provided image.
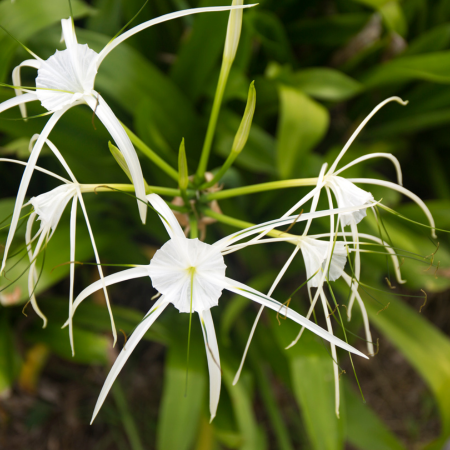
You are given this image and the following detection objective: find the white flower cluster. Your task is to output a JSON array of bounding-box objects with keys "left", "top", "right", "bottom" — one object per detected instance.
[{"left": 0, "top": 4, "right": 437, "bottom": 425}]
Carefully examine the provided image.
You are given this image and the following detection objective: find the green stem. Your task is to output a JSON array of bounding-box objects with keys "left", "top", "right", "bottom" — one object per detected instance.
[
  {"left": 189, "top": 215, "right": 199, "bottom": 239},
  {"left": 195, "top": 62, "right": 231, "bottom": 185},
  {"left": 111, "top": 381, "right": 145, "bottom": 450},
  {"left": 80, "top": 183, "right": 181, "bottom": 197},
  {"left": 202, "top": 178, "right": 318, "bottom": 202},
  {"left": 121, "top": 122, "right": 179, "bottom": 182},
  {"left": 203, "top": 208, "right": 294, "bottom": 240},
  {"left": 199, "top": 151, "right": 237, "bottom": 190}
]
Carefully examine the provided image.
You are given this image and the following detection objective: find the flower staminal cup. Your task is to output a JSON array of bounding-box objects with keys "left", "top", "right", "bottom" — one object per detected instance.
[
  {"left": 0, "top": 3, "right": 256, "bottom": 276},
  {"left": 67, "top": 194, "right": 371, "bottom": 423}
]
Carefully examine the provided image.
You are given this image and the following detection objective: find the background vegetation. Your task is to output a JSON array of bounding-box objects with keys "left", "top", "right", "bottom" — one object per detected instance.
[{"left": 1, "top": 0, "right": 450, "bottom": 449}]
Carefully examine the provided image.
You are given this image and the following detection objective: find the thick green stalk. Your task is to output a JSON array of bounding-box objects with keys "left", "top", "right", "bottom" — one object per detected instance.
[
  {"left": 195, "top": 63, "right": 231, "bottom": 185},
  {"left": 202, "top": 178, "right": 318, "bottom": 201},
  {"left": 189, "top": 215, "right": 199, "bottom": 239},
  {"left": 121, "top": 122, "right": 179, "bottom": 182}
]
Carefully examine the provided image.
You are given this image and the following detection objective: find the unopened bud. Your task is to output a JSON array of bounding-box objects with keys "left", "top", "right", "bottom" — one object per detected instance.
[
  {"left": 223, "top": 0, "right": 244, "bottom": 63},
  {"left": 178, "top": 138, "right": 189, "bottom": 192},
  {"left": 232, "top": 81, "right": 256, "bottom": 154}
]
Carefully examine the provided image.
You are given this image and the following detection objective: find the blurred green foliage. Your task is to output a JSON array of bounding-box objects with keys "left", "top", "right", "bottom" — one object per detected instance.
[{"left": 1, "top": 0, "right": 450, "bottom": 449}]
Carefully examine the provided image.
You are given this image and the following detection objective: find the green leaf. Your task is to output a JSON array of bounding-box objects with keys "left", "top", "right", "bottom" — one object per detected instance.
[
  {"left": 170, "top": 0, "right": 231, "bottom": 102},
  {"left": 379, "top": 1, "right": 407, "bottom": 37},
  {"left": 157, "top": 329, "right": 206, "bottom": 450},
  {"left": 292, "top": 68, "right": 362, "bottom": 102},
  {"left": 272, "top": 317, "right": 344, "bottom": 450},
  {"left": 403, "top": 24, "right": 450, "bottom": 56},
  {"left": 222, "top": 364, "right": 266, "bottom": 450},
  {"left": 276, "top": 85, "right": 329, "bottom": 179},
  {"left": 0, "top": 310, "right": 22, "bottom": 394},
  {"left": 25, "top": 321, "right": 109, "bottom": 365},
  {"left": 362, "top": 52, "right": 450, "bottom": 88},
  {"left": 344, "top": 380, "right": 406, "bottom": 450}
]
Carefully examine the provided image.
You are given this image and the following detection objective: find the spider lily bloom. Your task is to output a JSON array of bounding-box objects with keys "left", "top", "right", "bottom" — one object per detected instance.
[
  {"left": 67, "top": 194, "right": 371, "bottom": 423},
  {"left": 0, "top": 3, "right": 255, "bottom": 275},
  {"left": 5, "top": 136, "right": 114, "bottom": 352}
]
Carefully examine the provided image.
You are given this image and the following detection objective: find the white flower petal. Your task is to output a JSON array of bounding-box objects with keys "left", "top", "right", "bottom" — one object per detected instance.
[
  {"left": 199, "top": 309, "right": 221, "bottom": 421},
  {"left": 224, "top": 277, "right": 368, "bottom": 359},
  {"left": 97, "top": 4, "right": 257, "bottom": 67},
  {"left": 1, "top": 108, "right": 70, "bottom": 275},
  {"left": 91, "top": 297, "right": 169, "bottom": 424},
  {"left": 334, "top": 152, "right": 403, "bottom": 186},
  {"left": 0, "top": 92, "right": 38, "bottom": 115},
  {"left": 85, "top": 94, "right": 147, "bottom": 224},
  {"left": 147, "top": 193, "right": 185, "bottom": 239},
  {"left": 12, "top": 59, "right": 41, "bottom": 119},
  {"left": 61, "top": 18, "right": 78, "bottom": 48},
  {"left": 348, "top": 178, "right": 437, "bottom": 239},
  {"left": 66, "top": 267, "right": 149, "bottom": 327}
]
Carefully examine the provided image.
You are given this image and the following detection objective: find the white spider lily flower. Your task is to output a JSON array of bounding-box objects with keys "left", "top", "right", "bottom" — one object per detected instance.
[
  {"left": 67, "top": 194, "right": 370, "bottom": 423},
  {"left": 0, "top": 3, "right": 255, "bottom": 275},
  {"left": 29, "top": 184, "right": 78, "bottom": 234},
  {"left": 6, "top": 137, "right": 114, "bottom": 353}
]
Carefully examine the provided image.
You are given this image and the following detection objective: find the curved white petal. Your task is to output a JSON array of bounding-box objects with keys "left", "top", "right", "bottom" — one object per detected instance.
[
  {"left": 318, "top": 289, "right": 340, "bottom": 417},
  {"left": 68, "top": 195, "right": 78, "bottom": 355},
  {"left": 348, "top": 178, "right": 437, "bottom": 239},
  {"left": 85, "top": 94, "right": 147, "bottom": 224},
  {"left": 346, "top": 219, "right": 360, "bottom": 318},
  {"left": 27, "top": 230, "right": 48, "bottom": 327},
  {"left": 327, "top": 97, "right": 408, "bottom": 175},
  {"left": 96, "top": 4, "right": 257, "bottom": 68},
  {"left": 61, "top": 18, "right": 78, "bottom": 48},
  {"left": 91, "top": 297, "right": 169, "bottom": 424},
  {"left": 77, "top": 188, "right": 117, "bottom": 346},
  {"left": 66, "top": 267, "right": 149, "bottom": 327},
  {"left": 224, "top": 278, "right": 368, "bottom": 359},
  {"left": 0, "top": 107, "right": 70, "bottom": 275},
  {"left": 341, "top": 273, "right": 374, "bottom": 356},
  {"left": 147, "top": 193, "right": 185, "bottom": 239},
  {"left": 0, "top": 92, "right": 38, "bottom": 115},
  {"left": 12, "top": 59, "right": 41, "bottom": 119},
  {"left": 334, "top": 153, "right": 403, "bottom": 186},
  {"left": 199, "top": 309, "right": 221, "bottom": 422},
  {"left": 31, "top": 136, "right": 77, "bottom": 183},
  {"left": 0, "top": 158, "right": 70, "bottom": 183}
]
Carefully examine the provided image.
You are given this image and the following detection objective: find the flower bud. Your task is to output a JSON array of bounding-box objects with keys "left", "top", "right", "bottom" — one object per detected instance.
[
  {"left": 223, "top": 0, "right": 244, "bottom": 64},
  {"left": 178, "top": 138, "right": 189, "bottom": 192},
  {"left": 231, "top": 81, "right": 256, "bottom": 154}
]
